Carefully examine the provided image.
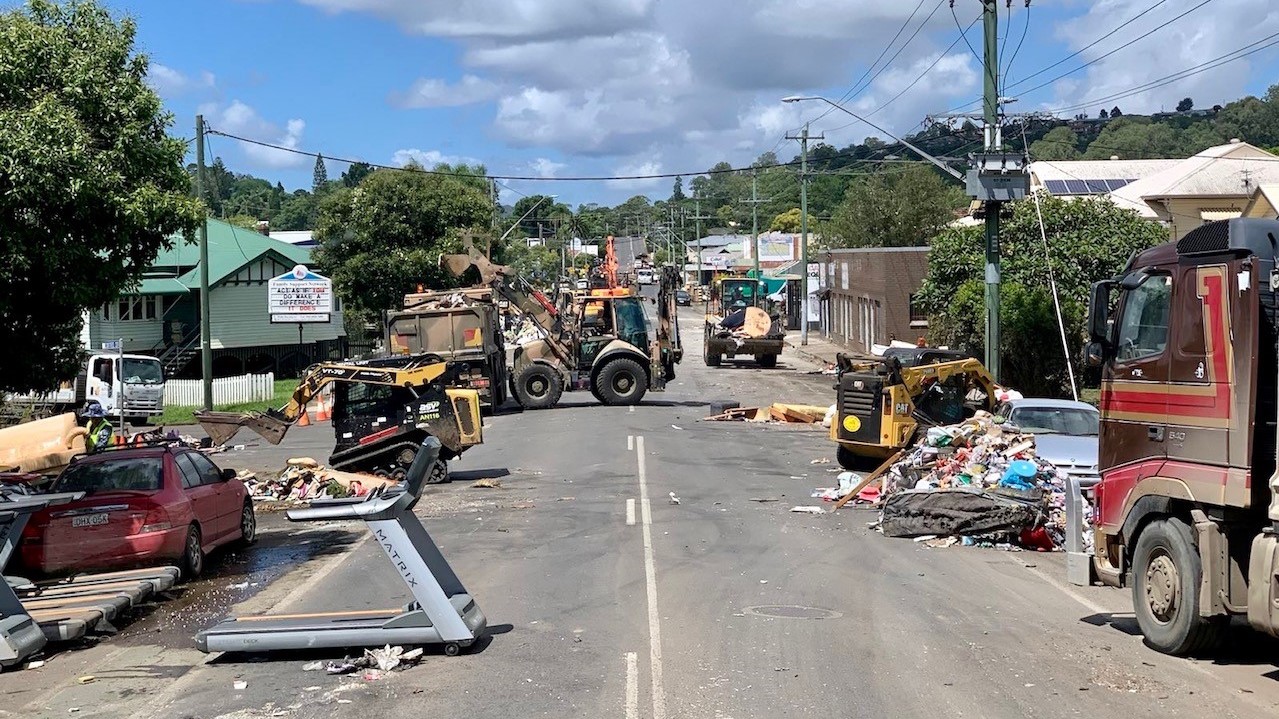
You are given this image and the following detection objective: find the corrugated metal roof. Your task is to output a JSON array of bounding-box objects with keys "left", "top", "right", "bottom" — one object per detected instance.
[
  {"left": 147, "top": 218, "right": 314, "bottom": 290},
  {"left": 1110, "top": 142, "right": 1279, "bottom": 216}
]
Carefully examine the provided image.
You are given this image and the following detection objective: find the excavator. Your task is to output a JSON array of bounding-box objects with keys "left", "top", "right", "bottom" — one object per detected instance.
[
  {"left": 830, "top": 352, "right": 998, "bottom": 470},
  {"left": 440, "top": 236, "right": 681, "bottom": 409},
  {"left": 195, "top": 354, "right": 482, "bottom": 483}
]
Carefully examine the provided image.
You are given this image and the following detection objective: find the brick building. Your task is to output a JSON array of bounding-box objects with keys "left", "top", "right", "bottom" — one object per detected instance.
[{"left": 819, "top": 247, "right": 930, "bottom": 352}]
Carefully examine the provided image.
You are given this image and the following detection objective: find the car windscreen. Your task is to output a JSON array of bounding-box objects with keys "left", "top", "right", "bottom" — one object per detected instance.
[
  {"left": 54, "top": 457, "right": 164, "bottom": 493},
  {"left": 1011, "top": 407, "right": 1099, "bottom": 436},
  {"left": 122, "top": 358, "right": 163, "bottom": 384}
]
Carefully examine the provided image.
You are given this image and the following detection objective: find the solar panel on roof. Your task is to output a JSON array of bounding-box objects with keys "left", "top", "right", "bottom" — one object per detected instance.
[
  {"left": 1044, "top": 180, "right": 1070, "bottom": 194},
  {"left": 1104, "top": 178, "right": 1132, "bottom": 191},
  {"left": 1064, "top": 180, "right": 1089, "bottom": 194},
  {"left": 1084, "top": 179, "right": 1108, "bottom": 193}
]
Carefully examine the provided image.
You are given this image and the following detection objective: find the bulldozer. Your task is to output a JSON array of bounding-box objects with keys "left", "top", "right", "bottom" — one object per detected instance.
[
  {"left": 830, "top": 352, "right": 998, "bottom": 470},
  {"left": 440, "top": 237, "right": 681, "bottom": 409},
  {"left": 196, "top": 354, "right": 482, "bottom": 483}
]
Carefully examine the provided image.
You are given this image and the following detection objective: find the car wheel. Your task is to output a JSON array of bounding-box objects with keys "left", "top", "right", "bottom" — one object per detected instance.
[
  {"left": 182, "top": 524, "right": 204, "bottom": 579},
  {"left": 594, "top": 358, "right": 648, "bottom": 406},
  {"left": 1131, "top": 517, "right": 1227, "bottom": 655},
  {"left": 235, "top": 501, "right": 257, "bottom": 547}
]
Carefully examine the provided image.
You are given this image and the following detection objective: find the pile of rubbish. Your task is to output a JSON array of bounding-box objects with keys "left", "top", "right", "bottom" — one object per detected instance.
[
  {"left": 243, "top": 457, "right": 398, "bottom": 503},
  {"left": 504, "top": 316, "right": 547, "bottom": 347},
  {"left": 865, "top": 413, "right": 1092, "bottom": 552},
  {"left": 305, "top": 644, "right": 426, "bottom": 681},
  {"left": 704, "top": 402, "right": 835, "bottom": 426},
  {"left": 706, "top": 306, "right": 779, "bottom": 345}
]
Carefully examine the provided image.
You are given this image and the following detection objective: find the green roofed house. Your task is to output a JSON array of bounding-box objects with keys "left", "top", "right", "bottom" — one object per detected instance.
[{"left": 85, "top": 218, "right": 346, "bottom": 378}]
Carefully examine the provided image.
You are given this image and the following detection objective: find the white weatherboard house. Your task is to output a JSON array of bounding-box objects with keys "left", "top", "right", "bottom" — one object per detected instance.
[{"left": 87, "top": 218, "right": 345, "bottom": 378}]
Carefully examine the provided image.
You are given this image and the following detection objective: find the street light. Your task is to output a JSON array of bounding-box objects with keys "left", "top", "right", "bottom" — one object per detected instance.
[{"left": 781, "top": 96, "right": 964, "bottom": 180}]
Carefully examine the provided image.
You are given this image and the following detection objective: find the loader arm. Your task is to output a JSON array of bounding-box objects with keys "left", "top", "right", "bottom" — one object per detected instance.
[{"left": 195, "top": 357, "right": 461, "bottom": 446}]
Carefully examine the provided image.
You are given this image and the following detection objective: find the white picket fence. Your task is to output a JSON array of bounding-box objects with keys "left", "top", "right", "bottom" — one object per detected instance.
[{"left": 165, "top": 373, "right": 276, "bottom": 407}]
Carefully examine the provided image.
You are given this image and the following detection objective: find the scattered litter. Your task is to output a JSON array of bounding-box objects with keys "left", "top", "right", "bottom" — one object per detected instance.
[
  {"left": 246, "top": 459, "right": 398, "bottom": 504},
  {"left": 401, "top": 647, "right": 424, "bottom": 663},
  {"left": 759, "top": 580, "right": 769, "bottom": 584},
  {"left": 226, "top": 581, "right": 249, "bottom": 590},
  {"left": 233, "top": 680, "right": 247, "bottom": 690},
  {"left": 810, "top": 457, "right": 831, "bottom": 464},
  {"left": 789, "top": 506, "right": 825, "bottom": 514},
  {"left": 705, "top": 403, "right": 829, "bottom": 424},
  {"left": 326, "top": 659, "right": 360, "bottom": 675},
  {"left": 471, "top": 478, "right": 503, "bottom": 489},
  {"left": 337, "top": 699, "right": 353, "bottom": 704},
  {"left": 671, "top": 425, "right": 683, "bottom": 431},
  {"left": 510, "top": 501, "right": 536, "bottom": 509},
  {"left": 366, "top": 644, "right": 404, "bottom": 672},
  {"left": 23, "top": 660, "right": 44, "bottom": 670},
  {"left": 788, "top": 475, "right": 805, "bottom": 480},
  {"left": 75, "top": 675, "right": 94, "bottom": 684},
  {"left": 748, "top": 497, "right": 779, "bottom": 503},
  {"left": 302, "top": 661, "right": 325, "bottom": 672},
  {"left": 669, "top": 492, "right": 680, "bottom": 505}
]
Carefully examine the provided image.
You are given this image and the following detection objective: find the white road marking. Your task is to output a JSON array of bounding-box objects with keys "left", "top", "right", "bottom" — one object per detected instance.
[
  {"left": 635, "top": 436, "right": 667, "bottom": 719},
  {"left": 626, "top": 498, "right": 636, "bottom": 526},
  {"left": 627, "top": 434, "right": 634, "bottom": 451},
  {"left": 629, "top": 405, "right": 635, "bottom": 413},
  {"left": 1016, "top": 559, "right": 1108, "bottom": 615},
  {"left": 625, "top": 652, "right": 639, "bottom": 719}
]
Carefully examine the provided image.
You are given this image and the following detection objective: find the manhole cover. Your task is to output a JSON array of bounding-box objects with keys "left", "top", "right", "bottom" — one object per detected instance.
[{"left": 740, "top": 605, "right": 842, "bottom": 620}]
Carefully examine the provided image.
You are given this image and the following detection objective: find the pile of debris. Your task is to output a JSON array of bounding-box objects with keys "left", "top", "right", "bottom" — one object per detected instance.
[
  {"left": 704, "top": 403, "right": 833, "bottom": 425},
  {"left": 505, "top": 316, "right": 546, "bottom": 347},
  {"left": 861, "top": 413, "right": 1092, "bottom": 551},
  {"left": 243, "top": 457, "right": 398, "bottom": 503},
  {"left": 705, "top": 306, "right": 776, "bottom": 346}
]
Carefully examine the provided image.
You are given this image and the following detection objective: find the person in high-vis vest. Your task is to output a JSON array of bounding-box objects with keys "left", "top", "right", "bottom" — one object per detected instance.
[{"left": 82, "top": 401, "right": 114, "bottom": 453}]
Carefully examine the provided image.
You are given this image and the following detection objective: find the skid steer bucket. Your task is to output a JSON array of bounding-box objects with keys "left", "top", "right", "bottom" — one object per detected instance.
[{"left": 194, "top": 410, "right": 292, "bottom": 446}]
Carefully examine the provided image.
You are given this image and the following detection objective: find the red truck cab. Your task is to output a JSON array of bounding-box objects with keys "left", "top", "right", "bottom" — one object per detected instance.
[{"left": 1087, "top": 217, "right": 1279, "bottom": 654}]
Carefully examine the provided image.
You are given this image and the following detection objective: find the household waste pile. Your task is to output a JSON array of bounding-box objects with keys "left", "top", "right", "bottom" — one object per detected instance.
[
  {"left": 706, "top": 306, "right": 776, "bottom": 346},
  {"left": 505, "top": 316, "right": 546, "bottom": 347},
  {"left": 243, "top": 457, "right": 398, "bottom": 503},
  {"left": 872, "top": 413, "right": 1093, "bottom": 551}
]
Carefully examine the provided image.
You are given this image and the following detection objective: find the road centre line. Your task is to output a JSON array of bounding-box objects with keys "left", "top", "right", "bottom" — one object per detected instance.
[
  {"left": 625, "top": 652, "right": 639, "bottom": 719},
  {"left": 627, "top": 434, "right": 634, "bottom": 451},
  {"left": 626, "top": 498, "right": 636, "bottom": 526},
  {"left": 635, "top": 436, "right": 667, "bottom": 719}
]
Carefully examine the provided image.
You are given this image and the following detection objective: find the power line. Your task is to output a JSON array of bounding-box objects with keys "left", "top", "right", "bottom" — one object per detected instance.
[
  {"left": 1001, "top": 2, "right": 1031, "bottom": 94},
  {"left": 1009, "top": 0, "right": 1171, "bottom": 90},
  {"left": 952, "top": 1, "right": 984, "bottom": 67}
]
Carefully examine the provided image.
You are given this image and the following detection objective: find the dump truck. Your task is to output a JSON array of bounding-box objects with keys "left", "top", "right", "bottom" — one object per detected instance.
[
  {"left": 704, "top": 278, "right": 786, "bottom": 367},
  {"left": 440, "top": 239, "right": 681, "bottom": 409},
  {"left": 830, "top": 352, "right": 997, "bottom": 470},
  {"left": 196, "top": 354, "right": 482, "bottom": 483},
  {"left": 385, "top": 288, "right": 508, "bottom": 409},
  {"left": 1082, "top": 217, "right": 1279, "bottom": 655}
]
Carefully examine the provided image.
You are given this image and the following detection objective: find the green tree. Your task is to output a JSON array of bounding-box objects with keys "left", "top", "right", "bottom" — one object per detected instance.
[
  {"left": 225, "top": 214, "right": 262, "bottom": 232},
  {"left": 273, "top": 190, "right": 316, "bottom": 231},
  {"left": 341, "top": 161, "right": 374, "bottom": 188},
  {"left": 1029, "top": 126, "right": 1082, "bottom": 160},
  {"left": 312, "top": 168, "right": 492, "bottom": 324},
  {"left": 918, "top": 195, "right": 1168, "bottom": 396},
  {"left": 769, "top": 208, "right": 802, "bottom": 232},
  {"left": 822, "top": 165, "right": 966, "bottom": 248},
  {"left": 1176, "top": 97, "right": 1194, "bottom": 112},
  {"left": 0, "top": 0, "right": 201, "bottom": 391},
  {"left": 498, "top": 241, "right": 558, "bottom": 285},
  {"left": 312, "top": 153, "right": 328, "bottom": 193},
  {"left": 511, "top": 194, "right": 556, "bottom": 238},
  {"left": 1083, "top": 117, "right": 1182, "bottom": 159},
  {"left": 671, "top": 175, "right": 686, "bottom": 202}
]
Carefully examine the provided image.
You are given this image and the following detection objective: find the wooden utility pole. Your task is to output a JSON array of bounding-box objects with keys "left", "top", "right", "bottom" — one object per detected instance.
[
  {"left": 196, "top": 114, "right": 212, "bottom": 410},
  {"left": 788, "top": 123, "right": 822, "bottom": 345}
]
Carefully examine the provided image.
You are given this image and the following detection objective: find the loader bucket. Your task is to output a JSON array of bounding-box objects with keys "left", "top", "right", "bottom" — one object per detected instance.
[
  {"left": 439, "top": 253, "right": 474, "bottom": 278},
  {"left": 194, "top": 410, "right": 292, "bottom": 446}
]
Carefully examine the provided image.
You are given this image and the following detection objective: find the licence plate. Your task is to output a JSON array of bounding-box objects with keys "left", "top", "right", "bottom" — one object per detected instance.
[{"left": 71, "top": 513, "right": 109, "bottom": 528}]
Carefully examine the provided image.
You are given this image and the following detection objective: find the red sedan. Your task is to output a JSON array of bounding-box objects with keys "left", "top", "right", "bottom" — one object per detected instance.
[{"left": 16, "top": 445, "right": 256, "bottom": 578}]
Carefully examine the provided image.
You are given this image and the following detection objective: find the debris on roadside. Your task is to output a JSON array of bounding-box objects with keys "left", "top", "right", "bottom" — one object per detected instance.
[
  {"left": 703, "top": 403, "right": 832, "bottom": 424},
  {"left": 789, "top": 506, "right": 825, "bottom": 514},
  {"left": 668, "top": 492, "right": 681, "bottom": 505},
  {"left": 853, "top": 413, "right": 1092, "bottom": 551},
  {"left": 471, "top": 478, "right": 503, "bottom": 489},
  {"left": 244, "top": 458, "right": 399, "bottom": 504}
]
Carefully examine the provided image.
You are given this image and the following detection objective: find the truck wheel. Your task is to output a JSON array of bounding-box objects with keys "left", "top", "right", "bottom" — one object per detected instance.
[
  {"left": 513, "top": 364, "right": 563, "bottom": 410},
  {"left": 595, "top": 358, "right": 648, "bottom": 405},
  {"left": 1131, "top": 517, "right": 1227, "bottom": 656},
  {"left": 704, "top": 344, "right": 722, "bottom": 367},
  {"left": 835, "top": 445, "right": 862, "bottom": 471},
  {"left": 757, "top": 353, "right": 778, "bottom": 368}
]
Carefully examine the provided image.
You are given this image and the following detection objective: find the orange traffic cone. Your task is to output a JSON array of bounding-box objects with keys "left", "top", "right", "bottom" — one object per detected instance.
[
  {"left": 297, "top": 406, "right": 312, "bottom": 427},
  {"left": 316, "top": 395, "right": 331, "bottom": 422}
]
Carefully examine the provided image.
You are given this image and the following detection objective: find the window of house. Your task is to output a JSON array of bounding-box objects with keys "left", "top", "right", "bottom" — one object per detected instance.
[
  {"left": 909, "top": 294, "right": 928, "bottom": 323},
  {"left": 116, "top": 296, "right": 162, "bottom": 322}
]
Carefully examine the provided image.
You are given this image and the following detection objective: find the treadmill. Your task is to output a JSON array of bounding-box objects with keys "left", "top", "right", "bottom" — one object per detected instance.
[
  {"left": 0, "top": 490, "right": 83, "bottom": 667},
  {"left": 196, "top": 437, "right": 487, "bottom": 656}
]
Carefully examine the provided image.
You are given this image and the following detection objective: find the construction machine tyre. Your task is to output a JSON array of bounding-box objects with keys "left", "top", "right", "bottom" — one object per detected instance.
[
  {"left": 757, "top": 353, "right": 778, "bottom": 368},
  {"left": 513, "top": 363, "right": 563, "bottom": 410},
  {"left": 836, "top": 444, "right": 882, "bottom": 472},
  {"left": 1130, "top": 517, "right": 1227, "bottom": 656},
  {"left": 595, "top": 358, "right": 649, "bottom": 406},
  {"left": 704, "top": 341, "right": 722, "bottom": 367},
  {"left": 426, "top": 458, "right": 450, "bottom": 485}
]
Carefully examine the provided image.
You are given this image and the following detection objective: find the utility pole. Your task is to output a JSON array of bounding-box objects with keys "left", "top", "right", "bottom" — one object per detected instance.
[
  {"left": 196, "top": 114, "right": 213, "bottom": 411},
  {"left": 690, "top": 198, "right": 714, "bottom": 288},
  {"left": 788, "top": 122, "right": 823, "bottom": 346},
  {"left": 981, "top": 0, "right": 1002, "bottom": 381},
  {"left": 745, "top": 171, "right": 768, "bottom": 282}
]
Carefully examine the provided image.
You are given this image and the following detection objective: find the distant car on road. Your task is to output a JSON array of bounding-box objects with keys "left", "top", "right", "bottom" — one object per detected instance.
[
  {"left": 675, "top": 289, "right": 691, "bottom": 306},
  {"left": 16, "top": 445, "right": 255, "bottom": 578},
  {"left": 994, "top": 398, "right": 1100, "bottom": 487}
]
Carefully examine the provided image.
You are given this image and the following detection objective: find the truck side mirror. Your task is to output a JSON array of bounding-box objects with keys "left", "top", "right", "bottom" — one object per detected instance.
[
  {"left": 1087, "top": 280, "right": 1114, "bottom": 345},
  {"left": 1084, "top": 341, "right": 1106, "bottom": 368}
]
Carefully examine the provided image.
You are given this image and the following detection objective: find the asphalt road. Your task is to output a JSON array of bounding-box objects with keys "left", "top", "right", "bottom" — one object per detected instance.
[{"left": 5, "top": 307, "right": 1279, "bottom": 718}]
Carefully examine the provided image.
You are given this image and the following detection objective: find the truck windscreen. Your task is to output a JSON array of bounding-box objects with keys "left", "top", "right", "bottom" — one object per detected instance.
[{"left": 122, "top": 358, "right": 163, "bottom": 384}]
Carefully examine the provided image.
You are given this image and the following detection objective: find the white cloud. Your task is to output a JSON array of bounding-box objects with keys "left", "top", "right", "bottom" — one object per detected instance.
[
  {"left": 147, "top": 63, "right": 216, "bottom": 96},
  {"left": 201, "top": 100, "right": 308, "bottom": 169},
  {"left": 605, "top": 160, "right": 663, "bottom": 190},
  {"left": 297, "top": 0, "right": 654, "bottom": 40},
  {"left": 390, "top": 74, "right": 500, "bottom": 108},
  {"left": 391, "top": 148, "right": 481, "bottom": 167},
  {"left": 1043, "top": 0, "right": 1279, "bottom": 115},
  {"left": 530, "top": 158, "right": 566, "bottom": 178}
]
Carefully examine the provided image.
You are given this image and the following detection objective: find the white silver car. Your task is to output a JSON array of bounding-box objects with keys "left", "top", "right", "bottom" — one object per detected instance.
[{"left": 993, "top": 398, "right": 1101, "bottom": 488}]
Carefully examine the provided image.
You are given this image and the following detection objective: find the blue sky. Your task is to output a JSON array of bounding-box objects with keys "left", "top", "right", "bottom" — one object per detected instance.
[{"left": 93, "top": 0, "right": 1279, "bottom": 207}]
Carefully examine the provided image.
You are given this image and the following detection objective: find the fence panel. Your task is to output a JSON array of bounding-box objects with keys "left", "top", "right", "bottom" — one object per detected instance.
[{"left": 165, "top": 373, "right": 275, "bottom": 407}]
